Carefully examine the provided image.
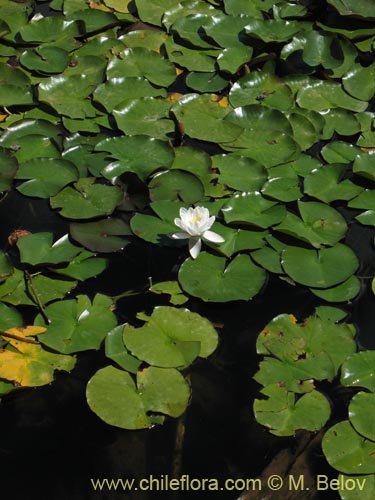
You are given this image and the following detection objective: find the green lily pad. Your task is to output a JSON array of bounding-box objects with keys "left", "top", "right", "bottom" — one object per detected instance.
[
  {"left": 86, "top": 365, "right": 190, "bottom": 429},
  {"left": 186, "top": 72, "right": 229, "bottom": 93},
  {"left": 321, "top": 142, "right": 360, "bottom": 164},
  {"left": 0, "top": 119, "right": 63, "bottom": 149},
  {"left": 327, "top": 0, "right": 375, "bottom": 19},
  {"left": 297, "top": 80, "right": 368, "bottom": 112},
  {"left": 256, "top": 312, "right": 356, "bottom": 378},
  {"left": 130, "top": 213, "right": 178, "bottom": 245},
  {"left": 149, "top": 170, "right": 204, "bottom": 204},
  {"left": 149, "top": 281, "right": 188, "bottom": 306},
  {"left": 229, "top": 71, "right": 294, "bottom": 111},
  {"left": 0, "top": 149, "right": 18, "bottom": 192},
  {"left": 50, "top": 178, "right": 123, "bottom": 219},
  {"left": 97, "top": 135, "right": 174, "bottom": 182},
  {"left": 34, "top": 294, "right": 117, "bottom": 354},
  {"left": 261, "top": 176, "right": 302, "bottom": 202},
  {"left": 38, "top": 74, "right": 98, "bottom": 119},
  {"left": 52, "top": 250, "right": 108, "bottom": 281},
  {"left": 20, "top": 46, "right": 70, "bottom": 74},
  {"left": 123, "top": 306, "right": 218, "bottom": 368},
  {"left": 94, "top": 76, "right": 166, "bottom": 112},
  {"left": 213, "top": 154, "right": 267, "bottom": 191},
  {"left": 0, "top": 302, "right": 23, "bottom": 331},
  {"left": 304, "top": 164, "right": 363, "bottom": 202},
  {"left": 211, "top": 223, "right": 267, "bottom": 257},
  {"left": 275, "top": 201, "right": 348, "bottom": 248},
  {"left": 17, "top": 232, "right": 80, "bottom": 266},
  {"left": 281, "top": 244, "right": 359, "bottom": 288},
  {"left": 322, "top": 421, "right": 375, "bottom": 475},
  {"left": 349, "top": 392, "right": 375, "bottom": 441},
  {"left": 353, "top": 152, "right": 375, "bottom": 181},
  {"left": 217, "top": 45, "right": 253, "bottom": 74},
  {"left": 70, "top": 218, "right": 131, "bottom": 252},
  {"left": 0, "top": 268, "right": 77, "bottom": 307},
  {"left": 171, "top": 93, "right": 242, "bottom": 143},
  {"left": 254, "top": 384, "right": 331, "bottom": 437},
  {"left": 341, "top": 351, "right": 375, "bottom": 392},
  {"left": 113, "top": 97, "right": 174, "bottom": 140},
  {"left": 107, "top": 47, "right": 176, "bottom": 87},
  {"left": 105, "top": 324, "right": 141, "bottom": 374},
  {"left": 164, "top": 38, "right": 217, "bottom": 72},
  {"left": 15, "top": 158, "right": 79, "bottom": 198},
  {"left": 19, "top": 16, "right": 80, "bottom": 42},
  {"left": 338, "top": 474, "right": 375, "bottom": 500},
  {"left": 179, "top": 252, "right": 266, "bottom": 302},
  {"left": 310, "top": 276, "right": 361, "bottom": 303},
  {"left": 222, "top": 192, "right": 286, "bottom": 229}
]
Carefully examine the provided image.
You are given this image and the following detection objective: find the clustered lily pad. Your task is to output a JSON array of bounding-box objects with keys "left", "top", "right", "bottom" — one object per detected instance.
[{"left": 0, "top": 0, "right": 375, "bottom": 490}]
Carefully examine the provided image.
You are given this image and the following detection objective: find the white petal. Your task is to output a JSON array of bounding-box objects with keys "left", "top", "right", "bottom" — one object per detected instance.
[
  {"left": 189, "top": 237, "right": 201, "bottom": 259},
  {"left": 170, "top": 232, "right": 189, "bottom": 239},
  {"left": 179, "top": 207, "right": 188, "bottom": 218},
  {"left": 203, "top": 230, "right": 225, "bottom": 243}
]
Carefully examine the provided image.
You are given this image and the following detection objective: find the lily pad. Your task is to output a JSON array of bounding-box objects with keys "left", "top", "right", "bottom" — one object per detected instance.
[
  {"left": 86, "top": 365, "right": 190, "bottom": 429},
  {"left": 254, "top": 384, "right": 331, "bottom": 437},
  {"left": 179, "top": 252, "right": 266, "bottom": 302},
  {"left": 97, "top": 135, "right": 174, "bottom": 182},
  {"left": 105, "top": 324, "right": 141, "bottom": 374},
  {"left": 304, "top": 164, "right": 363, "bottom": 202},
  {"left": 322, "top": 421, "right": 375, "bottom": 474},
  {"left": 34, "top": 294, "right": 117, "bottom": 354},
  {"left": 123, "top": 306, "right": 218, "bottom": 368},
  {"left": 15, "top": 158, "right": 79, "bottom": 198},
  {"left": 149, "top": 170, "right": 204, "bottom": 204},
  {"left": 281, "top": 244, "right": 359, "bottom": 288},
  {"left": 50, "top": 178, "right": 123, "bottom": 219},
  {"left": 341, "top": 351, "right": 375, "bottom": 392},
  {"left": 70, "top": 219, "right": 132, "bottom": 252},
  {"left": 171, "top": 93, "right": 243, "bottom": 143},
  {"left": 275, "top": 201, "right": 348, "bottom": 248},
  {"left": 17, "top": 232, "right": 80, "bottom": 266},
  {"left": 349, "top": 392, "right": 375, "bottom": 441},
  {"left": 222, "top": 192, "right": 286, "bottom": 229}
]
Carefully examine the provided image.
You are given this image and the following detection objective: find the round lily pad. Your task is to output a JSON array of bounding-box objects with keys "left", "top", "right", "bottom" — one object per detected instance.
[{"left": 179, "top": 252, "right": 266, "bottom": 302}]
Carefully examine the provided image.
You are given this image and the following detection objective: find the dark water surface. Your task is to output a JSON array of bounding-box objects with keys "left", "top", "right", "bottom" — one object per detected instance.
[{"left": 0, "top": 191, "right": 369, "bottom": 500}]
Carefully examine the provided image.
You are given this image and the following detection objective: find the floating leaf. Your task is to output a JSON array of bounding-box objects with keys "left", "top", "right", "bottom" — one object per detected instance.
[
  {"left": 105, "top": 324, "right": 141, "bottom": 373},
  {"left": 171, "top": 94, "right": 242, "bottom": 143},
  {"left": 17, "top": 232, "right": 80, "bottom": 265},
  {"left": 323, "top": 421, "right": 375, "bottom": 475},
  {"left": 310, "top": 276, "right": 361, "bottom": 302},
  {"left": 304, "top": 164, "right": 363, "bottom": 202},
  {"left": 107, "top": 47, "right": 176, "bottom": 87},
  {"left": 149, "top": 281, "right": 188, "bottom": 306},
  {"left": 53, "top": 250, "right": 108, "bottom": 281},
  {"left": 149, "top": 170, "right": 204, "bottom": 204},
  {"left": 70, "top": 219, "right": 132, "bottom": 252},
  {"left": 97, "top": 135, "right": 174, "bottom": 182},
  {"left": 213, "top": 154, "right": 267, "bottom": 191},
  {"left": 0, "top": 149, "right": 18, "bottom": 191},
  {"left": 341, "top": 351, "right": 375, "bottom": 392},
  {"left": 281, "top": 244, "right": 359, "bottom": 288},
  {"left": 50, "top": 178, "right": 123, "bottom": 219},
  {"left": 254, "top": 384, "right": 331, "bottom": 436},
  {"left": 349, "top": 392, "right": 375, "bottom": 442},
  {"left": 275, "top": 201, "right": 348, "bottom": 248},
  {"left": 15, "top": 158, "right": 79, "bottom": 198},
  {"left": 229, "top": 71, "right": 294, "bottom": 111},
  {"left": 34, "top": 294, "right": 117, "bottom": 354},
  {"left": 86, "top": 365, "right": 190, "bottom": 429},
  {"left": 123, "top": 306, "right": 218, "bottom": 368},
  {"left": 0, "top": 333, "right": 75, "bottom": 387},
  {"left": 222, "top": 192, "right": 286, "bottom": 229},
  {"left": 179, "top": 252, "right": 266, "bottom": 302}
]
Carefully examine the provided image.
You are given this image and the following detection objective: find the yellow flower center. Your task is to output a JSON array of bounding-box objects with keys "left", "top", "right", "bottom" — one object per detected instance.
[{"left": 190, "top": 216, "right": 202, "bottom": 223}]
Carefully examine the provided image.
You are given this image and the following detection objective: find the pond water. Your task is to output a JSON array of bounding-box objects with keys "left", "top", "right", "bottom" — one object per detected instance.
[{"left": 0, "top": 192, "right": 350, "bottom": 500}]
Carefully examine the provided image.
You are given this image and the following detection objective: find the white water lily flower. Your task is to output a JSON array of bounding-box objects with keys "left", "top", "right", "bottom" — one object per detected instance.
[{"left": 171, "top": 206, "right": 225, "bottom": 259}]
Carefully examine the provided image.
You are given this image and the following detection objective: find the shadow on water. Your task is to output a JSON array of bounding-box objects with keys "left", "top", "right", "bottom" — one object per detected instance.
[{"left": 0, "top": 190, "right": 368, "bottom": 500}]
